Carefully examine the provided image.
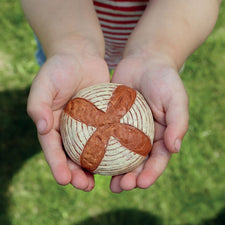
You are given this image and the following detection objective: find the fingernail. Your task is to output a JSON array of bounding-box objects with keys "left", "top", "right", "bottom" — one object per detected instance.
[
  {"left": 37, "top": 119, "right": 47, "bottom": 134},
  {"left": 174, "top": 139, "right": 181, "bottom": 152}
]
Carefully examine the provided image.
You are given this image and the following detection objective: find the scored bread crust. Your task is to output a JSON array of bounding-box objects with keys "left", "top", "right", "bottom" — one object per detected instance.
[{"left": 60, "top": 83, "right": 154, "bottom": 176}]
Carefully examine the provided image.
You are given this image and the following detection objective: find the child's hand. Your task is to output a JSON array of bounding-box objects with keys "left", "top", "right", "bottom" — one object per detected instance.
[
  {"left": 27, "top": 53, "right": 110, "bottom": 191},
  {"left": 110, "top": 54, "right": 189, "bottom": 193}
]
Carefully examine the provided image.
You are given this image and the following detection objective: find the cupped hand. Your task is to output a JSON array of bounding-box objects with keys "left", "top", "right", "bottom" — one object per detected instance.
[
  {"left": 27, "top": 53, "right": 110, "bottom": 191},
  {"left": 110, "top": 54, "right": 189, "bottom": 193}
]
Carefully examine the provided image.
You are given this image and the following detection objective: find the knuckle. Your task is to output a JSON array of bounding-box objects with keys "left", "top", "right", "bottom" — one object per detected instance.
[{"left": 26, "top": 103, "right": 35, "bottom": 118}]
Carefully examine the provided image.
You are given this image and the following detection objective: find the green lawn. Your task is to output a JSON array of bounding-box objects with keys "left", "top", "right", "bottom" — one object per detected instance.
[{"left": 0, "top": 1, "right": 225, "bottom": 225}]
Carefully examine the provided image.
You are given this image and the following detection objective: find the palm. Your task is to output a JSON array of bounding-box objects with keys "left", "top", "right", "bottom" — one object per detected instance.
[
  {"left": 110, "top": 58, "right": 188, "bottom": 192},
  {"left": 28, "top": 53, "right": 110, "bottom": 191}
]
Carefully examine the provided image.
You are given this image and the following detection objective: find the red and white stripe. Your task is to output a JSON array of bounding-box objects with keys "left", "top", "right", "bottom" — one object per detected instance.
[{"left": 93, "top": 0, "right": 149, "bottom": 69}]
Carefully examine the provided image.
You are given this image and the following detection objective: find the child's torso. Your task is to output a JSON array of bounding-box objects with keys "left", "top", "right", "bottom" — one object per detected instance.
[{"left": 93, "top": 0, "right": 149, "bottom": 69}]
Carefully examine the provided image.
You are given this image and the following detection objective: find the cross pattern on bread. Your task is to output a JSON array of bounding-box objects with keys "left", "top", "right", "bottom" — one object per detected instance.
[{"left": 64, "top": 85, "right": 152, "bottom": 172}]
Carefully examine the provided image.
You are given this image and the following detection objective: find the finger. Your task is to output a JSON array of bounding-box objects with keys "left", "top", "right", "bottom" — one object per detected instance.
[
  {"left": 120, "top": 162, "right": 145, "bottom": 191},
  {"left": 27, "top": 74, "right": 54, "bottom": 135},
  {"left": 137, "top": 140, "right": 172, "bottom": 189},
  {"left": 154, "top": 121, "right": 166, "bottom": 142},
  {"left": 68, "top": 159, "right": 95, "bottom": 191},
  {"left": 164, "top": 90, "right": 189, "bottom": 153},
  {"left": 38, "top": 130, "right": 71, "bottom": 185},
  {"left": 110, "top": 162, "right": 145, "bottom": 192},
  {"left": 120, "top": 173, "right": 137, "bottom": 191},
  {"left": 110, "top": 175, "right": 123, "bottom": 193},
  {"left": 83, "top": 171, "right": 95, "bottom": 192}
]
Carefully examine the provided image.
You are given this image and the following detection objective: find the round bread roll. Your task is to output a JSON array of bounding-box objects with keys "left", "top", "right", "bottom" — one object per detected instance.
[{"left": 60, "top": 83, "right": 154, "bottom": 176}]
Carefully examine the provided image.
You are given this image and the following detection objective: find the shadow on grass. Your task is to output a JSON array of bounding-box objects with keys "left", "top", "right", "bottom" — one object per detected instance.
[
  {"left": 199, "top": 207, "right": 225, "bottom": 225},
  {"left": 76, "top": 207, "right": 225, "bottom": 225},
  {"left": 75, "top": 209, "right": 162, "bottom": 225},
  {"left": 0, "top": 87, "right": 40, "bottom": 225}
]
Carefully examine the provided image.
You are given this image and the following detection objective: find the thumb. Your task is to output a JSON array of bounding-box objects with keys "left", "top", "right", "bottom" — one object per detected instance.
[
  {"left": 164, "top": 89, "right": 189, "bottom": 153},
  {"left": 27, "top": 76, "right": 54, "bottom": 135}
]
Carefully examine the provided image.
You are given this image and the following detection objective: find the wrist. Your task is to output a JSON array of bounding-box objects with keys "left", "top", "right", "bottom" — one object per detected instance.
[
  {"left": 43, "top": 32, "right": 105, "bottom": 60},
  {"left": 113, "top": 45, "right": 180, "bottom": 92},
  {"left": 124, "top": 39, "right": 184, "bottom": 73},
  {"left": 123, "top": 43, "right": 179, "bottom": 73}
]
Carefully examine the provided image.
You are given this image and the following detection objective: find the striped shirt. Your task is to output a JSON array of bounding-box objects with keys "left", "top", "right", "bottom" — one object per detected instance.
[{"left": 93, "top": 0, "right": 149, "bottom": 69}]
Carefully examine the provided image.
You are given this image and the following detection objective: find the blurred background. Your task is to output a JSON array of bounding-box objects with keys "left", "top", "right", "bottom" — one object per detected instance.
[{"left": 0, "top": 1, "right": 224, "bottom": 225}]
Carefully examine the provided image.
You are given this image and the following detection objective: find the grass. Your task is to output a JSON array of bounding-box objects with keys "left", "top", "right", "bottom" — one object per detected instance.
[{"left": 0, "top": 1, "right": 225, "bottom": 225}]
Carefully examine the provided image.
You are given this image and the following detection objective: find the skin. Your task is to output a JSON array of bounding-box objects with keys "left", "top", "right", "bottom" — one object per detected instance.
[{"left": 21, "top": 0, "right": 221, "bottom": 193}]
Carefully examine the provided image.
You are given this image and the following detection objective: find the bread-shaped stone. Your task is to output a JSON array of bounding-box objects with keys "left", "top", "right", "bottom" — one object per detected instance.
[{"left": 60, "top": 83, "right": 154, "bottom": 176}]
